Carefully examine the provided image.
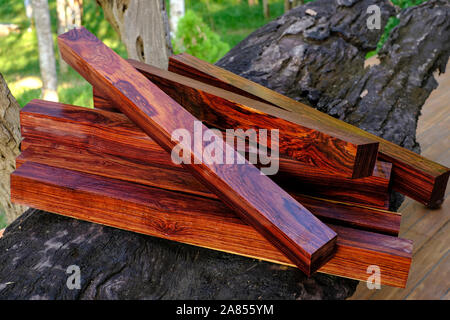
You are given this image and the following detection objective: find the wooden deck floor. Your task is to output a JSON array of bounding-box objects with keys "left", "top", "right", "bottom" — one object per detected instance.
[{"left": 350, "top": 65, "right": 450, "bottom": 300}]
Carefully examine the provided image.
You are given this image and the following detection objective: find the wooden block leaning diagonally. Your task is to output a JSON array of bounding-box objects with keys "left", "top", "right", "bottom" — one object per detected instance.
[
  {"left": 58, "top": 27, "right": 337, "bottom": 276},
  {"left": 94, "top": 59, "right": 380, "bottom": 179},
  {"left": 10, "top": 162, "right": 413, "bottom": 287},
  {"left": 21, "top": 100, "right": 392, "bottom": 210},
  {"left": 94, "top": 81, "right": 391, "bottom": 209},
  {"left": 16, "top": 143, "right": 402, "bottom": 236},
  {"left": 168, "top": 53, "right": 450, "bottom": 208}
]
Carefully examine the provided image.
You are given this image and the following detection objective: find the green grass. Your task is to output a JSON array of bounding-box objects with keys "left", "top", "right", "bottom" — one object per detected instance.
[{"left": 181, "top": 0, "right": 285, "bottom": 49}]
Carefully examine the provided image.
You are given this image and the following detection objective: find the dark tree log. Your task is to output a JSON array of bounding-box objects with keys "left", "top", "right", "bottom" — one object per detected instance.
[{"left": 1, "top": 0, "right": 447, "bottom": 299}]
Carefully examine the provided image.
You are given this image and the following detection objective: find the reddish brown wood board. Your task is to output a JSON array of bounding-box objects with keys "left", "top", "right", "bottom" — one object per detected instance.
[
  {"left": 10, "top": 161, "right": 412, "bottom": 287},
  {"left": 58, "top": 27, "right": 337, "bottom": 275},
  {"left": 93, "top": 87, "right": 390, "bottom": 209},
  {"left": 17, "top": 143, "right": 401, "bottom": 236},
  {"left": 168, "top": 53, "right": 450, "bottom": 208},
  {"left": 21, "top": 100, "right": 391, "bottom": 209},
  {"left": 93, "top": 59, "right": 379, "bottom": 179}
]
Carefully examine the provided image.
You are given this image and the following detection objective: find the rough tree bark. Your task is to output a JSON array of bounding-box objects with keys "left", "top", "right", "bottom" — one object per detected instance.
[
  {"left": 31, "top": 0, "right": 58, "bottom": 102},
  {"left": 0, "top": 0, "right": 448, "bottom": 299},
  {"left": 96, "top": 0, "right": 173, "bottom": 69},
  {"left": 0, "top": 75, "right": 27, "bottom": 224}
]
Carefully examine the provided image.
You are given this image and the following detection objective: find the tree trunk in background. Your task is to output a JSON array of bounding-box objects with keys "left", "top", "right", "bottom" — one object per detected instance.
[
  {"left": 170, "top": 0, "right": 185, "bottom": 37},
  {"left": 218, "top": 0, "right": 450, "bottom": 210},
  {"left": 56, "top": 0, "right": 68, "bottom": 73},
  {"left": 66, "top": 0, "right": 83, "bottom": 28},
  {"left": 0, "top": 74, "right": 27, "bottom": 224},
  {"left": 263, "top": 0, "right": 270, "bottom": 18},
  {"left": 31, "top": 0, "right": 58, "bottom": 102},
  {"left": 285, "top": 0, "right": 303, "bottom": 12},
  {"left": 96, "top": 0, "right": 172, "bottom": 69}
]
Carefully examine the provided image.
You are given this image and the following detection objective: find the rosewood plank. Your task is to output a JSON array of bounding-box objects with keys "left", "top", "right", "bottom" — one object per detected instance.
[
  {"left": 17, "top": 143, "right": 401, "bottom": 235},
  {"left": 58, "top": 27, "right": 337, "bottom": 275},
  {"left": 168, "top": 53, "right": 450, "bottom": 208},
  {"left": 92, "top": 87, "right": 117, "bottom": 112},
  {"left": 95, "top": 59, "right": 379, "bottom": 179},
  {"left": 21, "top": 100, "right": 391, "bottom": 209},
  {"left": 11, "top": 162, "right": 412, "bottom": 287}
]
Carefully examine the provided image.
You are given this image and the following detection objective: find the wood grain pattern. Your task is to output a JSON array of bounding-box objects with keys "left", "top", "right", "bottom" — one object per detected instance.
[
  {"left": 168, "top": 53, "right": 450, "bottom": 208},
  {"left": 58, "top": 27, "right": 337, "bottom": 275},
  {"left": 96, "top": 59, "right": 379, "bottom": 179},
  {"left": 11, "top": 161, "right": 412, "bottom": 287},
  {"left": 21, "top": 99, "right": 391, "bottom": 209},
  {"left": 17, "top": 143, "right": 401, "bottom": 236},
  {"left": 92, "top": 86, "right": 118, "bottom": 112}
]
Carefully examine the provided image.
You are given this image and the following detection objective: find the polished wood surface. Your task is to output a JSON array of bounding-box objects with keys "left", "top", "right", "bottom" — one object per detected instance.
[
  {"left": 22, "top": 99, "right": 391, "bottom": 209},
  {"left": 11, "top": 161, "right": 412, "bottom": 287},
  {"left": 92, "top": 86, "right": 118, "bottom": 112},
  {"left": 98, "top": 59, "right": 379, "bottom": 179},
  {"left": 58, "top": 27, "right": 337, "bottom": 275},
  {"left": 168, "top": 53, "right": 450, "bottom": 208},
  {"left": 17, "top": 143, "right": 401, "bottom": 236}
]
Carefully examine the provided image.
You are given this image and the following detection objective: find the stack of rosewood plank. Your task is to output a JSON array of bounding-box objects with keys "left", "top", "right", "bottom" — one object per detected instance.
[{"left": 10, "top": 28, "right": 450, "bottom": 288}]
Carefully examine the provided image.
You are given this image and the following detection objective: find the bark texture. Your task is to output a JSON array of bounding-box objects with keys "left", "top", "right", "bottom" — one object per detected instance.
[
  {"left": 217, "top": 0, "right": 450, "bottom": 210},
  {"left": 0, "top": 75, "right": 27, "bottom": 224},
  {"left": 1, "top": 0, "right": 448, "bottom": 299},
  {"left": 96, "top": 0, "right": 173, "bottom": 69},
  {"left": 0, "top": 209, "right": 356, "bottom": 299},
  {"left": 32, "top": 0, "right": 59, "bottom": 101}
]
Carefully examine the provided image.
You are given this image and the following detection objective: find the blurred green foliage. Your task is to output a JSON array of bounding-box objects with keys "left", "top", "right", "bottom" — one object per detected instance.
[
  {"left": 0, "top": 0, "right": 125, "bottom": 108},
  {"left": 173, "top": 10, "right": 230, "bottom": 63}
]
